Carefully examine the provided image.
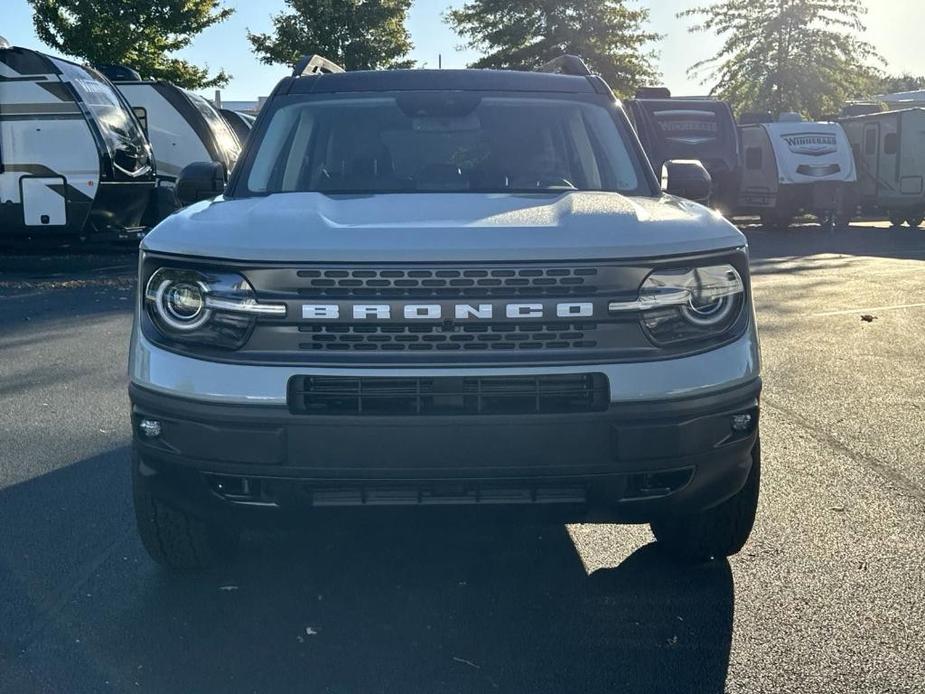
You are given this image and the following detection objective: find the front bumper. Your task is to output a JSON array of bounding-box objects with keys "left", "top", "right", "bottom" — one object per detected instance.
[
  {"left": 129, "top": 327, "right": 761, "bottom": 405},
  {"left": 130, "top": 376, "right": 761, "bottom": 522}
]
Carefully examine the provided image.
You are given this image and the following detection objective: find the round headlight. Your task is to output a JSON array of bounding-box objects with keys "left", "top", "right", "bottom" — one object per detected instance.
[
  {"left": 164, "top": 283, "right": 206, "bottom": 322},
  {"left": 612, "top": 263, "right": 746, "bottom": 346},
  {"left": 679, "top": 266, "right": 742, "bottom": 327},
  {"left": 147, "top": 270, "right": 212, "bottom": 331},
  {"left": 681, "top": 296, "right": 736, "bottom": 326}
]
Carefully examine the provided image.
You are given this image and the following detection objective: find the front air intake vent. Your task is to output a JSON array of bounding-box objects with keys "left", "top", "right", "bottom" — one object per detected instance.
[
  {"left": 294, "top": 266, "right": 599, "bottom": 298},
  {"left": 288, "top": 374, "right": 609, "bottom": 416}
]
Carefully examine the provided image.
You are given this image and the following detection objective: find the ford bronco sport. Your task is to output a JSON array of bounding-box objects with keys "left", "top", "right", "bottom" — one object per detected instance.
[{"left": 129, "top": 56, "right": 761, "bottom": 570}]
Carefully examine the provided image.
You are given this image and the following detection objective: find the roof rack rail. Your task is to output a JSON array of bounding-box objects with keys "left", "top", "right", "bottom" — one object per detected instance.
[
  {"left": 293, "top": 54, "right": 345, "bottom": 77},
  {"left": 537, "top": 55, "right": 591, "bottom": 77}
]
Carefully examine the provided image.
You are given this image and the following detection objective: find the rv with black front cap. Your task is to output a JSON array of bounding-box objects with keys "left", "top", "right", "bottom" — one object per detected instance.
[
  {"left": 98, "top": 66, "right": 242, "bottom": 225},
  {"left": 0, "top": 39, "right": 155, "bottom": 241},
  {"left": 627, "top": 88, "right": 740, "bottom": 213}
]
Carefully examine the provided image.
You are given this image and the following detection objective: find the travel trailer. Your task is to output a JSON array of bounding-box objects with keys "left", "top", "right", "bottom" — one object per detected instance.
[
  {"left": 841, "top": 108, "right": 925, "bottom": 227},
  {"left": 735, "top": 118, "right": 857, "bottom": 228},
  {"left": 627, "top": 91, "right": 740, "bottom": 211},
  {"left": 877, "top": 90, "right": 925, "bottom": 111},
  {"left": 99, "top": 68, "right": 241, "bottom": 220},
  {"left": 219, "top": 108, "right": 255, "bottom": 145},
  {"left": 840, "top": 102, "right": 885, "bottom": 118},
  {"left": 0, "top": 39, "right": 155, "bottom": 241}
]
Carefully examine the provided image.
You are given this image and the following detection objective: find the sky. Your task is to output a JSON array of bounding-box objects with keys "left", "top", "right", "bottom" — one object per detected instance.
[{"left": 1, "top": 0, "right": 923, "bottom": 101}]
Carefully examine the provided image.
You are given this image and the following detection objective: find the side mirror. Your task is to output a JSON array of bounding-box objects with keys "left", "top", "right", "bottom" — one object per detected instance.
[
  {"left": 132, "top": 106, "right": 148, "bottom": 135},
  {"left": 663, "top": 160, "right": 712, "bottom": 205},
  {"left": 175, "top": 161, "right": 226, "bottom": 207}
]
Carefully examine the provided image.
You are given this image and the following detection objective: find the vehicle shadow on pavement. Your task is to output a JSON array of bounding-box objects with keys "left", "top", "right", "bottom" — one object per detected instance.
[
  {"left": 0, "top": 449, "right": 735, "bottom": 694},
  {"left": 138, "top": 523, "right": 734, "bottom": 693},
  {"left": 744, "top": 223, "right": 925, "bottom": 263}
]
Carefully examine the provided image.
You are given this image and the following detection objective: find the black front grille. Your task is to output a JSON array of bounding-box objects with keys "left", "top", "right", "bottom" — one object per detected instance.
[
  {"left": 288, "top": 374, "right": 609, "bottom": 416},
  {"left": 298, "top": 321, "right": 600, "bottom": 352},
  {"left": 293, "top": 266, "right": 600, "bottom": 298}
]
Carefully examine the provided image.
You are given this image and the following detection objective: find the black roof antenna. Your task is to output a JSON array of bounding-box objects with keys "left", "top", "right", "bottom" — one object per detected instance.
[
  {"left": 292, "top": 54, "right": 345, "bottom": 77},
  {"left": 537, "top": 55, "right": 592, "bottom": 77}
]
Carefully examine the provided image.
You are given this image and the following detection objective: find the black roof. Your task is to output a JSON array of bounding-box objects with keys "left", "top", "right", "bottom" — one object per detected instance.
[
  {"left": 284, "top": 69, "right": 599, "bottom": 95},
  {"left": 630, "top": 97, "right": 730, "bottom": 110}
]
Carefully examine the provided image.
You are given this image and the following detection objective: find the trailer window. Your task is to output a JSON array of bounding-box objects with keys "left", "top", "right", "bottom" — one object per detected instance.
[
  {"left": 865, "top": 129, "right": 878, "bottom": 155},
  {"left": 244, "top": 94, "right": 647, "bottom": 196},
  {"left": 884, "top": 133, "right": 898, "bottom": 155}
]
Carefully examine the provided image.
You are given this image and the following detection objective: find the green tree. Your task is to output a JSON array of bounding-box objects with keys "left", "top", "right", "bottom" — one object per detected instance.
[
  {"left": 446, "top": 0, "right": 661, "bottom": 98},
  {"left": 872, "top": 72, "right": 925, "bottom": 95},
  {"left": 679, "top": 0, "right": 881, "bottom": 119},
  {"left": 29, "top": 0, "right": 233, "bottom": 89},
  {"left": 248, "top": 0, "right": 414, "bottom": 72}
]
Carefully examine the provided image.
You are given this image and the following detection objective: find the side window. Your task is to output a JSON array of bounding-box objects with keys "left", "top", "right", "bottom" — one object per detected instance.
[
  {"left": 745, "top": 147, "right": 763, "bottom": 170},
  {"left": 132, "top": 106, "right": 148, "bottom": 135},
  {"left": 865, "top": 129, "right": 877, "bottom": 155},
  {"left": 884, "top": 133, "right": 898, "bottom": 155}
]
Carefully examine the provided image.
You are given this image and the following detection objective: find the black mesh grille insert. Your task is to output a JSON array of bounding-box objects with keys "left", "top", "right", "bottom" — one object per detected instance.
[
  {"left": 298, "top": 322, "right": 600, "bottom": 352},
  {"left": 294, "top": 266, "right": 599, "bottom": 298},
  {"left": 288, "top": 374, "right": 610, "bottom": 416}
]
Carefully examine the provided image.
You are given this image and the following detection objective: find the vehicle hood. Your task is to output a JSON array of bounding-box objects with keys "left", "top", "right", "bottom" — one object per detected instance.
[{"left": 142, "top": 191, "right": 745, "bottom": 263}]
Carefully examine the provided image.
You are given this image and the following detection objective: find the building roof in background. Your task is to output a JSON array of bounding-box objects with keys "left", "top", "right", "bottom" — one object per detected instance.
[
  {"left": 221, "top": 100, "right": 261, "bottom": 113},
  {"left": 877, "top": 90, "right": 925, "bottom": 105}
]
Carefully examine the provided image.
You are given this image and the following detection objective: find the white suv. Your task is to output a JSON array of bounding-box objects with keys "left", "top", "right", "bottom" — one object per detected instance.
[{"left": 128, "top": 56, "right": 761, "bottom": 570}]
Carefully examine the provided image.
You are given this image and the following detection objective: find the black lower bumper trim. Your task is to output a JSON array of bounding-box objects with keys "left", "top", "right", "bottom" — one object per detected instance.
[{"left": 129, "top": 379, "right": 760, "bottom": 520}]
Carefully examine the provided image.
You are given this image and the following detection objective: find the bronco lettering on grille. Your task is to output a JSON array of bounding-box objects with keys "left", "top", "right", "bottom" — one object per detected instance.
[{"left": 301, "top": 303, "right": 594, "bottom": 321}]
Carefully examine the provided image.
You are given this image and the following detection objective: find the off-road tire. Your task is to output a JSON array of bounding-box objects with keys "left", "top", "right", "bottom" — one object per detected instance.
[
  {"left": 651, "top": 439, "right": 761, "bottom": 563},
  {"left": 906, "top": 215, "right": 924, "bottom": 229},
  {"left": 889, "top": 213, "right": 906, "bottom": 228},
  {"left": 133, "top": 458, "right": 239, "bottom": 570}
]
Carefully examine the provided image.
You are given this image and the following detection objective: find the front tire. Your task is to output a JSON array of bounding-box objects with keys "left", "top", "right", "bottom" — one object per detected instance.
[
  {"left": 651, "top": 439, "right": 761, "bottom": 563},
  {"left": 132, "top": 455, "right": 239, "bottom": 570}
]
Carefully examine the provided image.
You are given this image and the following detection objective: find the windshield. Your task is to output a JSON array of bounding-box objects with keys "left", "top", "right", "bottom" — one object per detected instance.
[
  {"left": 187, "top": 91, "right": 241, "bottom": 169},
  {"left": 243, "top": 94, "right": 647, "bottom": 196},
  {"left": 52, "top": 59, "right": 151, "bottom": 176}
]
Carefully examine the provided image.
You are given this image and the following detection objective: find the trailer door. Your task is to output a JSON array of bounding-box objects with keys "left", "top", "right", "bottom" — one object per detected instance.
[
  {"left": 21, "top": 176, "right": 67, "bottom": 226},
  {"left": 875, "top": 119, "right": 896, "bottom": 192},
  {"left": 854, "top": 122, "right": 879, "bottom": 200}
]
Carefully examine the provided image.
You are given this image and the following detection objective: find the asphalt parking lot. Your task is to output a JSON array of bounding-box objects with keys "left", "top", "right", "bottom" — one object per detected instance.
[{"left": 1, "top": 223, "right": 924, "bottom": 693}]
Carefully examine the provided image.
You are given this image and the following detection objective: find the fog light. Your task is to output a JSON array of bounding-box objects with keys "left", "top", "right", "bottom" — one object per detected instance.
[
  {"left": 731, "top": 413, "right": 753, "bottom": 432},
  {"left": 139, "top": 419, "right": 162, "bottom": 438}
]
